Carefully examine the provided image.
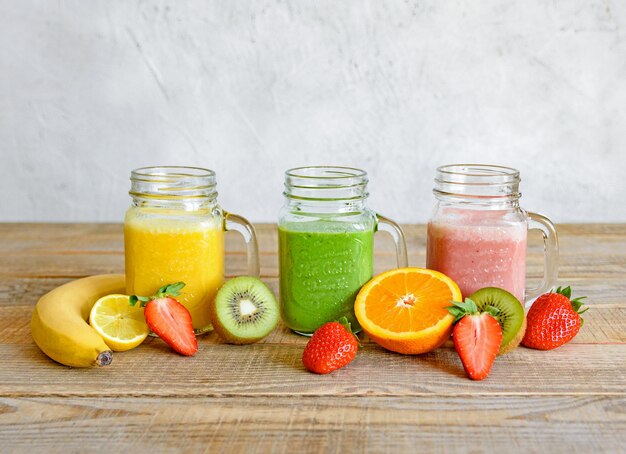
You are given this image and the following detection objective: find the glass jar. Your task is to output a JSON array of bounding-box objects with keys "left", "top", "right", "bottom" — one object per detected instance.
[
  {"left": 278, "top": 166, "right": 408, "bottom": 335},
  {"left": 426, "top": 164, "right": 558, "bottom": 305},
  {"left": 124, "top": 166, "right": 259, "bottom": 334}
]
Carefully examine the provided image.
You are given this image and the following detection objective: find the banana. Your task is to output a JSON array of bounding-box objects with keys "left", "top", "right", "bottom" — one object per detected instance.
[{"left": 31, "top": 274, "right": 126, "bottom": 367}]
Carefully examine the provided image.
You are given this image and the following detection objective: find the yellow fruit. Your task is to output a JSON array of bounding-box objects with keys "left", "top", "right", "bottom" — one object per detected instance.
[
  {"left": 89, "top": 294, "right": 149, "bottom": 351},
  {"left": 354, "top": 267, "right": 462, "bottom": 355},
  {"left": 30, "top": 274, "right": 125, "bottom": 367}
]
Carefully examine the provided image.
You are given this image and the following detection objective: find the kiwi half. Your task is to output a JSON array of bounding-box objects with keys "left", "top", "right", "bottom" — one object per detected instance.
[
  {"left": 467, "top": 287, "right": 526, "bottom": 355},
  {"left": 210, "top": 276, "right": 279, "bottom": 345}
]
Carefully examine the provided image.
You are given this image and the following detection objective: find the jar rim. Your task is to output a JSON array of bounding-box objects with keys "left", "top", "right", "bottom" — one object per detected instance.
[
  {"left": 284, "top": 166, "right": 369, "bottom": 202},
  {"left": 129, "top": 166, "right": 217, "bottom": 204},
  {"left": 285, "top": 166, "right": 367, "bottom": 180},
  {"left": 434, "top": 164, "right": 521, "bottom": 201},
  {"left": 131, "top": 166, "right": 216, "bottom": 180},
  {"left": 436, "top": 164, "right": 519, "bottom": 183}
]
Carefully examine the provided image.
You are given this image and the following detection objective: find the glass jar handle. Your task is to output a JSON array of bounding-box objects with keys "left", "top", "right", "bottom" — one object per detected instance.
[
  {"left": 224, "top": 212, "right": 260, "bottom": 277},
  {"left": 525, "top": 212, "right": 559, "bottom": 305},
  {"left": 375, "top": 214, "right": 408, "bottom": 268}
]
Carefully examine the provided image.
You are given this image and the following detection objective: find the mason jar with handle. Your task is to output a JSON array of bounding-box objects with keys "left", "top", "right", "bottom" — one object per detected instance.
[
  {"left": 124, "top": 166, "right": 259, "bottom": 334},
  {"left": 426, "top": 164, "right": 558, "bottom": 306},
  {"left": 278, "top": 166, "right": 408, "bottom": 335}
]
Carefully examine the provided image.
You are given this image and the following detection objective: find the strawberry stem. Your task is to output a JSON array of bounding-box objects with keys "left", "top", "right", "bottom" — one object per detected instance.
[{"left": 130, "top": 282, "right": 186, "bottom": 307}]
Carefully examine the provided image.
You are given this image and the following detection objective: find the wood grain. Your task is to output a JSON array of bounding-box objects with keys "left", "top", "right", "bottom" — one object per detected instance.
[
  {"left": 2, "top": 274, "right": 624, "bottom": 309},
  {"left": 0, "top": 396, "right": 623, "bottom": 452},
  {"left": 2, "top": 304, "right": 625, "bottom": 346},
  {"left": 0, "top": 343, "right": 624, "bottom": 397},
  {"left": 0, "top": 223, "right": 624, "bottom": 452},
  {"left": 2, "top": 224, "right": 626, "bottom": 280}
]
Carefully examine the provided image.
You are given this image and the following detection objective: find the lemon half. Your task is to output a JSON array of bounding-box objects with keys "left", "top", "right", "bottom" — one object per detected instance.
[{"left": 89, "top": 294, "right": 149, "bottom": 351}]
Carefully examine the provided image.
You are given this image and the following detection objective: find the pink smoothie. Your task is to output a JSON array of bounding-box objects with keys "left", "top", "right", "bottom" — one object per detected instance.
[{"left": 426, "top": 216, "right": 527, "bottom": 303}]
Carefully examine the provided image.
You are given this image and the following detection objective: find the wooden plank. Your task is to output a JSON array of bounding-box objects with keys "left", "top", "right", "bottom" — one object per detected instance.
[
  {"left": 1, "top": 249, "right": 624, "bottom": 280},
  {"left": 0, "top": 223, "right": 624, "bottom": 450},
  {"left": 1, "top": 223, "right": 625, "bottom": 281},
  {"left": 2, "top": 229, "right": 625, "bottom": 279},
  {"left": 0, "top": 255, "right": 126, "bottom": 278},
  {"left": 0, "top": 223, "right": 123, "bottom": 253},
  {"left": 1, "top": 271, "right": 624, "bottom": 345},
  {"left": 569, "top": 306, "right": 626, "bottom": 343},
  {"left": 0, "top": 395, "right": 623, "bottom": 452},
  {"left": 557, "top": 278, "right": 626, "bottom": 307},
  {"left": 2, "top": 270, "right": 625, "bottom": 309},
  {"left": 0, "top": 342, "right": 623, "bottom": 397},
  {"left": 2, "top": 223, "right": 625, "bottom": 257},
  {"left": 0, "top": 223, "right": 278, "bottom": 254},
  {"left": 0, "top": 252, "right": 413, "bottom": 279},
  {"left": 2, "top": 303, "right": 624, "bottom": 346},
  {"left": 555, "top": 224, "right": 626, "bottom": 236}
]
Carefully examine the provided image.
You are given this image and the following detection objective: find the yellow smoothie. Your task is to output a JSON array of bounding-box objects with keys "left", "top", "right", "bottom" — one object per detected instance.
[{"left": 124, "top": 208, "right": 224, "bottom": 332}]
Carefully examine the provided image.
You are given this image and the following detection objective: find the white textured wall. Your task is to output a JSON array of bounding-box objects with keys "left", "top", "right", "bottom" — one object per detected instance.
[{"left": 1, "top": 1, "right": 625, "bottom": 223}]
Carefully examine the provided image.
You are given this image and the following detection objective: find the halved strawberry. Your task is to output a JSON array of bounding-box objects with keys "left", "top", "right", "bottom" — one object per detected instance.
[
  {"left": 130, "top": 282, "right": 198, "bottom": 356},
  {"left": 448, "top": 299, "right": 503, "bottom": 381}
]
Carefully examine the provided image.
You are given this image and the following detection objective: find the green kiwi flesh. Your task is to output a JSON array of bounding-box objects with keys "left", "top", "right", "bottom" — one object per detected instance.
[
  {"left": 467, "top": 287, "right": 526, "bottom": 355},
  {"left": 210, "top": 276, "right": 279, "bottom": 345}
]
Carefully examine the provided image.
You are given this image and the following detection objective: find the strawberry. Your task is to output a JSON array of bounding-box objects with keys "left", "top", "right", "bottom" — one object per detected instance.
[
  {"left": 302, "top": 318, "right": 358, "bottom": 374},
  {"left": 522, "top": 286, "right": 587, "bottom": 350},
  {"left": 130, "top": 282, "right": 198, "bottom": 356},
  {"left": 448, "top": 299, "right": 503, "bottom": 380}
]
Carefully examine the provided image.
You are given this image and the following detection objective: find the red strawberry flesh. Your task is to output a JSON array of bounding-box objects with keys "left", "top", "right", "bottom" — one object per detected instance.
[
  {"left": 453, "top": 313, "right": 502, "bottom": 381},
  {"left": 144, "top": 297, "right": 198, "bottom": 356}
]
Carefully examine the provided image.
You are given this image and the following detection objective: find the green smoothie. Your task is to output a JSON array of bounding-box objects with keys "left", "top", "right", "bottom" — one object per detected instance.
[{"left": 279, "top": 222, "right": 374, "bottom": 334}]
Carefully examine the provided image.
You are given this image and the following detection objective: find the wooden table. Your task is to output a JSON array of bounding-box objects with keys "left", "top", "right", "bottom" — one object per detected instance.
[{"left": 0, "top": 223, "right": 624, "bottom": 452}]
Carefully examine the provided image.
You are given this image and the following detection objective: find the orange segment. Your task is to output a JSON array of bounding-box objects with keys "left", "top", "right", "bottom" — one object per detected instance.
[{"left": 354, "top": 268, "right": 461, "bottom": 354}]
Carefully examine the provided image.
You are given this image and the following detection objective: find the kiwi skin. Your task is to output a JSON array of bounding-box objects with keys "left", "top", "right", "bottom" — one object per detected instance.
[
  {"left": 467, "top": 287, "right": 527, "bottom": 355},
  {"left": 209, "top": 277, "right": 279, "bottom": 345},
  {"left": 500, "top": 316, "right": 526, "bottom": 355}
]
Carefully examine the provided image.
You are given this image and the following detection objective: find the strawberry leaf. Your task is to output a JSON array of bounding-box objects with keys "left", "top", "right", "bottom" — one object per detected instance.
[
  {"left": 129, "top": 295, "right": 150, "bottom": 307},
  {"left": 130, "top": 283, "right": 186, "bottom": 309},
  {"left": 166, "top": 281, "right": 186, "bottom": 295},
  {"left": 557, "top": 286, "right": 588, "bottom": 314},
  {"left": 571, "top": 296, "right": 587, "bottom": 313},
  {"left": 556, "top": 285, "right": 588, "bottom": 322},
  {"left": 156, "top": 283, "right": 170, "bottom": 295},
  {"left": 447, "top": 298, "right": 480, "bottom": 322},
  {"left": 154, "top": 282, "right": 186, "bottom": 298},
  {"left": 466, "top": 298, "right": 479, "bottom": 314},
  {"left": 484, "top": 305, "right": 501, "bottom": 318},
  {"left": 555, "top": 286, "right": 572, "bottom": 299}
]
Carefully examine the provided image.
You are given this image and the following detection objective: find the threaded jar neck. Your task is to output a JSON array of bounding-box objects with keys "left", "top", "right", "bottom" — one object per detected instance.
[
  {"left": 129, "top": 166, "right": 218, "bottom": 209},
  {"left": 434, "top": 164, "right": 521, "bottom": 205},
  {"left": 284, "top": 166, "right": 369, "bottom": 202}
]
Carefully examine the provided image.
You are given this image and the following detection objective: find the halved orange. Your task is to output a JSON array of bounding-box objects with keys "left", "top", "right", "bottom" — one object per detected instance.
[{"left": 355, "top": 268, "right": 461, "bottom": 354}]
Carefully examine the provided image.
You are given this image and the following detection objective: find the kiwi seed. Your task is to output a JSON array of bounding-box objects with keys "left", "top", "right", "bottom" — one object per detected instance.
[{"left": 210, "top": 276, "right": 279, "bottom": 345}]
